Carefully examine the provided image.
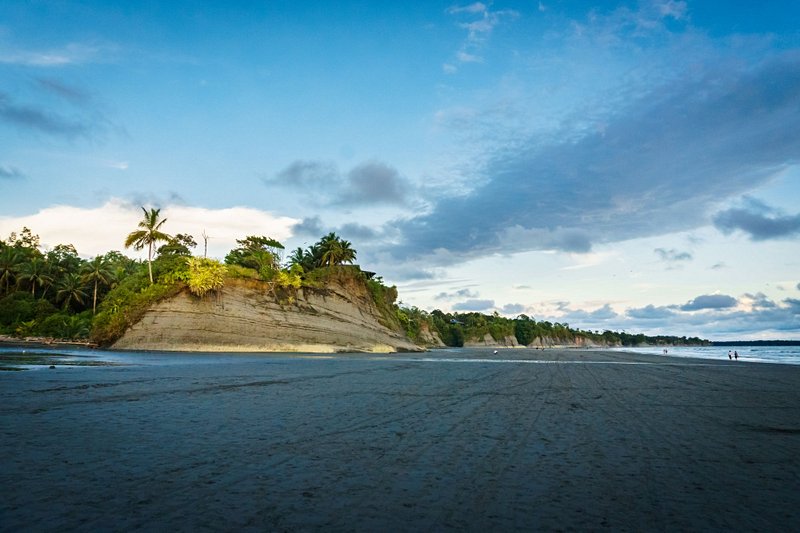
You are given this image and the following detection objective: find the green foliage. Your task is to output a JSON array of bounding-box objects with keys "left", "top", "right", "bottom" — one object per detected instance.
[
  {"left": 154, "top": 254, "right": 190, "bottom": 285},
  {"left": 185, "top": 257, "right": 227, "bottom": 297},
  {"left": 14, "top": 320, "right": 37, "bottom": 338},
  {"left": 17, "top": 257, "right": 53, "bottom": 298},
  {"left": 0, "top": 292, "right": 37, "bottom": 330},
  {"left": 225, "top": 264, "right": 261, "bottom": 280},
  {"left": 0, "top": 246, "right": 22, "bottom": 295},
  {"left": 5, "top": 227, "right": 40, "bottom": 249},
  {"left": 286, "top": 232, "right": 357, "bottom": 272},
  {"left": 39, "top": 312, "right": 92, "bottom": 339},
  {"left": 81, "top": 255, "right": 115, "bottom": 314},
  {"left": 367, "top": 278, "right": 398, "bottom": 309},
  {"left": 157, "top": 233, "right": 197, "bottom": 257},
  {"left": 395, "top": 306, "right": 426, "bottom": 341},
  {"left": 445, "top": 324, "right": 465, "bottom": 347},
  {"left": 514, "top": 315, "right": 536, "bottom": 345},
  {"left": 365, "top": 277, "right": 401, "bottom": 331},
  {"left": 56, "top": 272, "right": 88, "bottom": 311},
  {"left": 225, "top": 235, "right": 284, "bottom": 274},
  {"left": 274, "top": 265, "right": 303, "bottom": 290}
]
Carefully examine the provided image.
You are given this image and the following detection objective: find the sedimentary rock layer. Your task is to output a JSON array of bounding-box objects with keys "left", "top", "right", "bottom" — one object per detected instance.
[{"left": 113, "top": 279, "right": 421, "bottom": 353}]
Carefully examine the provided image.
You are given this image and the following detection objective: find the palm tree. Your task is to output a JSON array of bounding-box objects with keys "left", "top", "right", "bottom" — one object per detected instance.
[
  {"left": 56, "top": 272, "right": 88, "bottom": 311},
  {"left": 0, "top": 246, "right": 20, "bottom": 296},
  {"left": 317, "top": 233, "right": 357, "bottom": 267},
  {"left": 124, "top": 207, "right": 171, "bottom": 284},
  {"left": 320, "top": 239, "right": 344, "bottom": 267},
  {"left": 18, "top": 257, "right": 52, "bottom": 298},
  {"left": 81, "top": 256, "right": 115, "bottom": 314},
  {"left": 337, "top": 238, "right": 357, "bottom": 265}
]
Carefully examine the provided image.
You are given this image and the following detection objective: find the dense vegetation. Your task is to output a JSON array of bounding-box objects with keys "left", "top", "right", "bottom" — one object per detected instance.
[
  {"left": 395, "top": 308, "right": 709, "bottom": 348},
  {"left": 0, "top": 210, "right": 709, "bottom": 348}
]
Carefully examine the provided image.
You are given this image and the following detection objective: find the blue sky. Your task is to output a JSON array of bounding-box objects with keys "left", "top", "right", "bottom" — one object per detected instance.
[{"left": 1, "top": 0, "right": 799, "bottom": 340}]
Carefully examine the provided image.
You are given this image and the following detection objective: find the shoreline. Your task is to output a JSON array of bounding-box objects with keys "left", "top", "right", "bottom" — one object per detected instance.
[{"left": 0, "top": 335, "right": 98, "bottom": 350}]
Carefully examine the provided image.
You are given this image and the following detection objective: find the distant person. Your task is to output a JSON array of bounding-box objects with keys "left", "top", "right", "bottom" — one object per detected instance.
[
  {"left": 734, "top": 350, "right": 739, "bottom": 360},
  {"left": 728, "top": 350, "right": 732, "bottom": 360}
]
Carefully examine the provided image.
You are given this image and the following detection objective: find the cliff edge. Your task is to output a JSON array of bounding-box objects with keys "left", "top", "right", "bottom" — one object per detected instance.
[{"left": 112, "top": 278, "right": 422, "bottom": 353}]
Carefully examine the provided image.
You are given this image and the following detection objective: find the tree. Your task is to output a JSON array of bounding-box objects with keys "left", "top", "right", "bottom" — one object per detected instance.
[
  {"left": 224, "top": 235, "right": 284, "bottom": 274},
  {"left": 287, "top": 247, "right": 315, "bottom": 272},
  {"left": 124, "top": 207, "right": 171, "bottom": 284},
  {"left": 56, "top": 272, "right": 88, "bottom": 311},
  {"left": 18, "top": 257, "right": 52, "bottom": 298},
  {"left": 317, "top": 232, "right": 357, "bottom": 267},
  {"left": 0, "top": 246, "right": 20, "bottom": 296},
  {"left": 81, "top": 256, "right": 115, "bottom": 314},
  {"left": 514, "top": 315, "right": 536, "bottom": 346},
  {"left": 6, "top": 227, "right": 40, "bottom": 249},
  {"left": 157, "top": 233, "right": 197, "bottom": 257},
  {"left": 46, "top": 244, "right": 81, "bottom": 276}
]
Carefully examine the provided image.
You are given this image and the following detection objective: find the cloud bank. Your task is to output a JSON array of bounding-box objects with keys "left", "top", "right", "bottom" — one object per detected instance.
[
  {"left": 714, "top": 201, "right": 800, "bottom": 241},
  {"left": 268, "top": 160, "right": 411, "bottom": 207},
  {"left": 392, "top": 52, "right": 800, "bottom": 263}
]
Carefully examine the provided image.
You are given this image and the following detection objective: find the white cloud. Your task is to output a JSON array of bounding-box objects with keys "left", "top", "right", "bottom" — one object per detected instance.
[
  {"left": 447, "top": 3, "right": 487, "bottom": 16},
  {"left": 0, "top": 42, "right": 116, "bottom": 66},
  {"left": 456, "top": 50, "right": 482, "bottom": 63},
  {"left": 106, "top": 161, "right": 129, "bottom": 170},
  {"left": 445, "top": 2, "right": 519, "bottom": 71},
  {"left": 657, "top": 0, "right": 688, "bottom": 20},
  {"left": 0, "top": 199, "right": 299, "bottom": 259}
]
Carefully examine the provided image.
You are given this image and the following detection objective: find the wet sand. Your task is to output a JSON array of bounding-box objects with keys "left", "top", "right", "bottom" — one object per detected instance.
[{"left": 2, "top": 348, "right": 799, "bottom": 531}]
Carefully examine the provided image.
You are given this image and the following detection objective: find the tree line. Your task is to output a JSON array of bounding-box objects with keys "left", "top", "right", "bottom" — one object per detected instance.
[
  {"left": 395, "top": 308, "right": 709, "bottom": 348},
  {"left": 0, "top": 208, "right": 365, "bottom": 343}
]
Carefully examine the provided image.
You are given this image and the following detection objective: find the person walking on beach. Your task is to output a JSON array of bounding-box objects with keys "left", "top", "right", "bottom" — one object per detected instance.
[
  {"left": 734, "top": 350, "right": 739, "bottom": 360},
  {"left": 728, "top": 350, "right": 732, "bottom": 360}
]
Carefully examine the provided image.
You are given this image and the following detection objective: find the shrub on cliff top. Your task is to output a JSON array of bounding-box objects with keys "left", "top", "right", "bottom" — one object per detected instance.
[{"left": 185, "top": 257, "right": 227, "bottom": 297}]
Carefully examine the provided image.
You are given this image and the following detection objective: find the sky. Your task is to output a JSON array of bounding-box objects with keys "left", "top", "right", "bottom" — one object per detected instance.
[{"left": 1, "top": 0, "right": 799, "bottom": 341}]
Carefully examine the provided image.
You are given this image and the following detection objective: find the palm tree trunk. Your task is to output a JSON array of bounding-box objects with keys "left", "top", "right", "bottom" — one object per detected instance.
[
  {"left": 147, "top": 242, "right": 154, "bottom": 284},
  {"left": 93, "top": 280, "right": 98, "bottom": 315}
]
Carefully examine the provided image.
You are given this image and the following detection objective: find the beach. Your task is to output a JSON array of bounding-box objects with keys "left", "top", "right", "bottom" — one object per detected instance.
[{"left": 2, "top": 348, "right": 799, "bottom": 531}]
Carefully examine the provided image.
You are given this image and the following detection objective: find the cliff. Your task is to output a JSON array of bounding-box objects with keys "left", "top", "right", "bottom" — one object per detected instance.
[
  {"left": 528, "top": 335, "right": 615, "bottom": 348},
  {"left": 112, "top": 278, "right": 422, "bottom": 353},
  {"left": 464, "top": 333, "right": 519, "bottom": 348},
  {"left": 416, "top": 322, "right": 447, "bottom": 348},
  {"left": 462, "top": 333, "right": 617, "bottom": 349}
]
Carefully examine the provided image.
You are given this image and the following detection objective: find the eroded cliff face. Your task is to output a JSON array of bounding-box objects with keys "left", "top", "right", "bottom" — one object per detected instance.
[
  {"left": 464, "top": 333, "right": 519, "bottom": 348},
  {"left": 112, "top": 279, "right": 422, "bottom": 353},
  {"left": 462, "top": 333, "right": 617, "bottom": 349}
]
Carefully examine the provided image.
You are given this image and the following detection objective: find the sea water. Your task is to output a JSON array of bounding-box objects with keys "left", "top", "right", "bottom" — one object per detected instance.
[
  {"left": 3, "top": 344, "right": 800, "bottom": 369},
  {"left": 611, "top": 345, "right": 800, "bottom": 365}
]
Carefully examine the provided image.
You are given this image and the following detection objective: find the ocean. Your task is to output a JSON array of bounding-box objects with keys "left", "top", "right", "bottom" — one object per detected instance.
[
  {"left": 611, "top": 345, "right": 800, "bottom": 366},
  {"left": 2, "top": 343, "right": 800, "bottom": 369}
]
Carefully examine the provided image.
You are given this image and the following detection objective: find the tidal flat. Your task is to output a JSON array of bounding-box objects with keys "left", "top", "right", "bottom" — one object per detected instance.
[{"left": 2, "top": 348, "right": 799, "bottom": 530}]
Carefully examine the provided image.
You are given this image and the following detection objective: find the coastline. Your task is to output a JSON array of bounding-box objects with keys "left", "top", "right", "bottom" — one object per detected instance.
[{"left": 0, "top": 334, "right": 98, "bottom": 350}]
